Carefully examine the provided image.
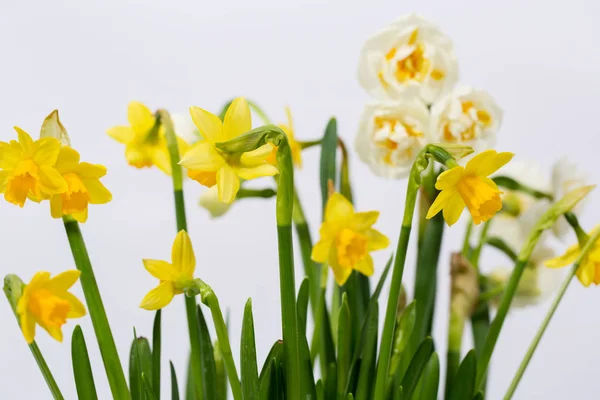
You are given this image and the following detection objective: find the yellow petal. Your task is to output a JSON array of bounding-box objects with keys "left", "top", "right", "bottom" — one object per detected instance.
[
  {"left": 0, "top": 171, "right": 9, "bottom": 192},
  {"left": 189, "top": 106, "right": 223, "bottom": 143},
  {"left": 125, "top": 145, "right": 153, "bottom": 168},
  {"left": 72, "top": 208, "right": 88, "bottom": 223},
  {"left": 466, "top": 150, "right": 514, "bottom": 177},
  {"left": 426, "top": 189, "right": 454, "bottom": 220},
  {"left": 76, "top": 163, "right": 107, "bottom": 179},
  {"left": 325, "top": 193, "right": 354, "bottom": 222},
  {"left": 435, "top": 167, "right": 464, "bottom": 191},
  {"left": 311, "top": 239, "right": 331, "bottom": 263},
  {"left": 46, "top": 326, "right": 64, "bottom": 342},
  {"left": 60, "top": 292, "right": 86, "bottom": 318},
  {"left": 354, "top": 255, "right": 375, "bottom": 277},
  {"left": 55, "top": 147, "right": 81, "bottom": 173},
  {"left": 545, "top": 244, "right": 580, "bottom": 268},
  {"left": 188, "top": 170, "right": 217, "bottom": 187},
  {"left": 32, "top": 138, "right": 61, "bottom": 166},
  {"left": 107, "top": 126, "right": 135, "bottom": 144},
  {"left": 576, "top": 261, "right": 595, "bottom": 287},
  {"left": 0, "top": 141, "right": 22, "bottom": 169},
  {"left": 330, "top": 253, "right": 353, "bottom": 286},
  {"left": 235, "top": 164, "right": 279, "bottom": 180},
  {"left": 353, "top": 211, "right": 380, "bottom": 231},
  {"left": 222, "top": 97, "right": 251, "bottom": 141},
  {"left": 19, "top": 311, "right": 36, "bottom": 344},
  {"left": 366, "top": 229, "right": 390, "bottom": 251},
  {"left": 217, "top": 165, "right": 240, "bottom": 204},
  {"left": 179, "top": 142, "right": 225, "bottom": 171},
  {"left": 50, "top": 195, "right": 63, "bottom": 219},
  {"left": 239, "top": 144, "right": 276, "bottom": 167},
  {"left": 140, "top": 281, "right": 176, "bottom": 310},
  {"left": 442, "top": 192, "right": 465, "bottom": 226},
  {"left": 14, "top": 127, "right": 34, "bottom": 156},
  {"left": 38, "top": 166, "right": 68, "bottom": 195},
  {"left": 47, "top": 270, "right": 81, "bottom": 292},
  {"left": 171, "top": 230, "right": 196, "bottom": 278},
  {"left": 143, "top": 259, "right": 177, "bottom": 281},
  {"left": 85, "top": 179, "right": 112, "bottom": 204},
  {"left": 151, "top": 146, "right": 172, "bottom": 175},
  {"left": 128, "top": 102, "right": 156, "bottom": 134}
]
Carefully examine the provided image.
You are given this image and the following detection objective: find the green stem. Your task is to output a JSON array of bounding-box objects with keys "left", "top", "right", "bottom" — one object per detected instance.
[
  {"left": 158, "top": 109, "right": 204, "bottom": 399},
  {"left": 30, "top": 342, "right": 65, "bottom": 400},
  {"left": 471, "top": 220, "right": 491, "bottom": 268},
  {"left": 63, "top": 218, "right": 130, "bottom": 400},
  {"left": 193, "top": 280, "right": 243, "bottom": 400},
  {"left": 462, "top": 220, "right": 473, "bottom": 255},
  {"left": 504, "top": 227, "right": 600, "bottom": 399},
  {"left": 445, "top": 310, "right": 464, "bottom": 400}
]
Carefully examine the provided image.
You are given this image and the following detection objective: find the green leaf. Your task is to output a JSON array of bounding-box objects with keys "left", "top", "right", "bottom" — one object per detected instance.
[
  {"left": 197, "top": 306, "right": 217, "bottom": 399},
  {"left": 297, "top": 279, "right": 317, "bottom": 399},
  {"left": 185, "top": 354, "right": 196, "bottom": 400},
  {"left": 316, "top": 380, "right": 324, "bottom": 400},
  {"left": 130, "top": 336, "right": 153, "bottom": 400},
  {"left": 337, "top": 294, "right": 351, "bottom": 399},
  {"left": 393, "top": 386, "right": 403, "bottom": 400},
  {"left": 414, "top": 352, "right": 439, "bottom": 400},
  {"left": 318, "top": 289, "right": 337, "bottom": 383},
  {"left": 399, "top": 337, "right": 434, "bottom": 399},
  {"left": 214, "top": 341, "right": 227, "bottom": 400},
  {"left": 324, "top": 363, "right": 337, "bottom": 400},
  {"left": 320, "top": 117, "right": 338, "bottom": 211},
  {"left": 473, "top": 391, "right": 484, "bottom": 400},
  {"left": 152, "top": 310, "right": 162, "bottom": 400},
  {"left": 71, "top": 325, "right": 98, "bottom": 400},
  {"left": 259, "top": 341, "right": 284, "bottom": 400},
  {"left": 143, "top": 373, "right": 158, "bottom": 400},
  {"left": 170, "top": 361, "right": 180, "bottom": 400},
  {"left": 449, "top": 350, "right": 477, "bottom": 400},
  {"left": 389, "top": 301, "right": 417, "bottom": 379},
  {"left": 346, "top": 394, "right": 355, "bottom": 400},
  {"left": 241, "top": 299, "right": 260, "bottom": 400},
  {"left": 355, "top": 303, "right": 379, "bottom": 400}
]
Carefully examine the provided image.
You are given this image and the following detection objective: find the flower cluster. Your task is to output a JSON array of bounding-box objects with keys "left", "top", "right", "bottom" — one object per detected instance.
[{"left": 356, "top": 14, "right": 503, "bottom": 179}]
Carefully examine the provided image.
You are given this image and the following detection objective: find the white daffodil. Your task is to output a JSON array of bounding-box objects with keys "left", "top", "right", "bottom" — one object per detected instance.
[
  {"left": 171, "top": 112, "right": 201, "bottom": 144},
  {"left": 430, "top": 86, "right": 502, "bottom": 150},
  {"left": 551, "top": 158, "right": 587, "bottom": 239},
  {"left": 355, "top": 100, "right": 431, "bottom": 179},
  {"left": 357, "top": 14, "right": 458, "bottom": 104},
  {"left": 489, "top": 244, "right": 563, "bottom": 308},
  {"left": 199, "top": 186, "right": 232, "bottom": 218}
]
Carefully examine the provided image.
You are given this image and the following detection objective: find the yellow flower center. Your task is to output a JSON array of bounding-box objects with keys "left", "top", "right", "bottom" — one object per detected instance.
[
  {"left": 28, "top": 288, "right": 71, "bottom": 329},
  {"left": 5, "top": 159, "right": 40, "bottom": 207},
  {"left": 373, "top": 116, "right": 424, "bottom": 165},
  {"left": 62, "top": 173, "right": 90, "bottom": 214},
  {"left": 455, "top": 173, "right": 502, "bottom": 224},
  {"left": 443, "top": 101, "right": 493, "bottom": 142},
  {"left": 336, "top": 228, "right": 368, "bottom": 269}
]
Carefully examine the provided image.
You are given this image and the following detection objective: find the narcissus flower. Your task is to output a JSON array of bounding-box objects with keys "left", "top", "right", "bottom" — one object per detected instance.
[
  {"left": 431, "top": 86, "right": 502, "bottom": 150},
  {"left": 0, "top": 127, "right": 67, "bottom": 207},
  {"left": 355, "top": 100, "right": 430, "bottom": 179},
  {"left": 545, "top": 227, "right": 600, "bottom": 287},
  {"left": 16, "top": 270, "right": 86, "bottom": 343},
  {"left": 49, "top": 147, "right": 112, "bottom": 222},
  {"left": 358, "top": 14, "right": 458, "bottom": 104},
  {"left": 267, "top": 107, "right": 303, "bottom": 168},
  {"left": 107, "top": 102, "right": 187, "bottom": 174},
  {"left": 311, "top": 193, "right": 390, "bottom": 285},
  {"left": 427, "top": 150, "right": 514, "bottom": 226},
  {"left": 140, "top": 230, "right": 197, "bottom": 310},
  {"left": 179, "top": 97, "right": 278, "bottom": 204}
]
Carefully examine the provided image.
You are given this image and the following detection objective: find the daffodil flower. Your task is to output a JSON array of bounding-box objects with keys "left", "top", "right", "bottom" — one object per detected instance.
[
  {"left": 140, "top": 230, "right": 197, "bottom": 310},
  {"left": 311, "top": 193, "right": 390, "bottom": 285},
  {"left": 355, "top": 100, "right": 431, "bottom": 179},
  {"left": 16, "top": 270, "right": 86, "bottom": 343},
  {"left": 0, "top": 127, "right": 67, "bottom": 207},
  {"left": 426, "top": 149, "right": 514, "bottom": 226},
  {"left": 107, "top": 102, "right": 187, "bottom": 174},
  {"left": 545, "top": 227, "right": 600, "bottom": 287},
  {"left": 358, "top": 14, "right": 458, "bottom": 104},
  {"left": 267, "top": 107, "right": 303, "bottom": 168},
  {"left": 431, "top": 86, "right": 503, "bottom": 150},
  {"left": 49, "top": 147, "right": 112, "bottom": 223},
  {"left": 179, "top": 97, "right": 278, "bottom": 204}
]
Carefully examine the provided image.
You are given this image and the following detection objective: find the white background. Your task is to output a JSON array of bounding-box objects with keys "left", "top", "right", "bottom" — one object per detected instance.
[{"left": 1, "top": 1, "right": 599, "bottom": 399}]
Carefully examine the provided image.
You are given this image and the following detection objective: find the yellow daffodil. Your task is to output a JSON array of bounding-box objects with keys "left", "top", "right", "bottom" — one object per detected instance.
[
  {"left": 0, "top": 127, "right": 67, "bottom": 207},
  {"left": 426, "top": 150, "right": 513, "bottom": 226},
  {"left": 311, "top": 193, "right": 390, "bottom": 285},
  {"left": 16, "top": 270, "right": 86, "bottom": 343},
  {"left": 545, "top": 228, "right": 600, "bottom": 287},
  {"left": 107, "top": 102, "right": 187, "bottom": 174},
  {"left": 267, "top": 107, "right": 302, "bottom": 168},
  {"left": 179, "top": 97, "right": 278, "bottom": 204},
  {"left": 49, "top": 147, "right": 112, "bottom": 223},
  {"left": 140, "top": 230, "right": 197, "bottom": 310}
]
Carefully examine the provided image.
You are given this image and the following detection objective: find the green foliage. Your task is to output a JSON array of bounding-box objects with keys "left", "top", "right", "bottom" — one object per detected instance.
[{"left": 71, "top": 326, "right": 98, "bottom": 400}]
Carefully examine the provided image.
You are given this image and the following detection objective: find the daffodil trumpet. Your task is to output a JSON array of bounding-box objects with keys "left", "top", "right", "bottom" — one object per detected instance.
[
  {"left": 474, "top": 185, "right": 595, "bottom": 391},
  {"left": 216, "top": 124, "right": 301, "bottom": 400},
  {"left": 505, "top": 221, "right": 600, "bottom": 399}
]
